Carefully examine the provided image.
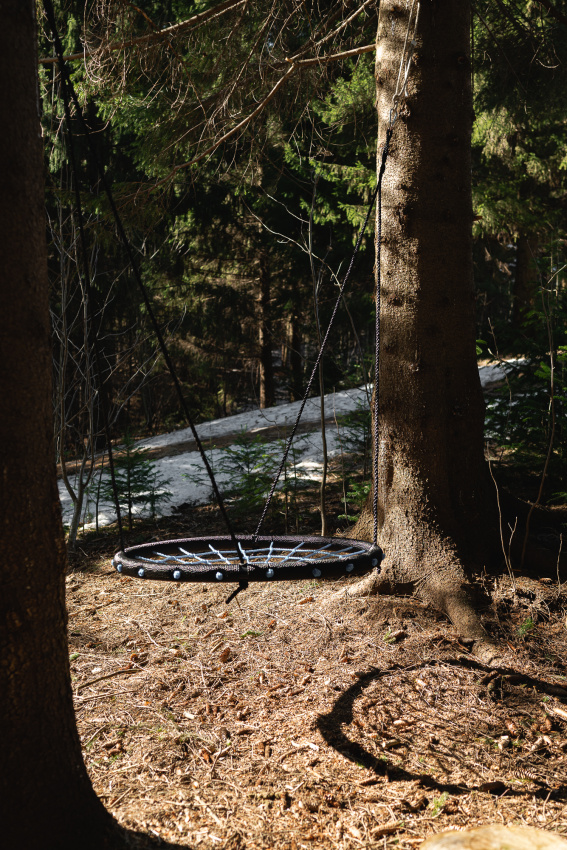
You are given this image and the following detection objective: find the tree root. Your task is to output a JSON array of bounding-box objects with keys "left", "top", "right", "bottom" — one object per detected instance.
[
  {"left": 328, "top": 485, "right": 565, "bottom": 667},
  {"left": 323, "top": 564, "right": 508, "bottom": 667},
  {"left": 331, "top": 489, "right": 567, "bottom": 667}
]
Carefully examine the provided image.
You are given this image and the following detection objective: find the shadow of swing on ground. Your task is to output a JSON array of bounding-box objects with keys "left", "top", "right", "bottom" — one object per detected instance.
[{"left": 316, "top": 661, "right": 567, "bottom": 802}]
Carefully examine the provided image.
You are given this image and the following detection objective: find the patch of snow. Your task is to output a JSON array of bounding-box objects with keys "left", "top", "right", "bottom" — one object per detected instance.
[
  {"left": 138, "top": 385, "right": 372, "bottom": 450},
  {"left": 478, "top": 358, "right": 527, "bottom": 389},
  {"left": 59, "top": 361, "right": 526, "bottom": 531},
  {"left": 59, "top": 391, "right": 359, "bottom": 531}
]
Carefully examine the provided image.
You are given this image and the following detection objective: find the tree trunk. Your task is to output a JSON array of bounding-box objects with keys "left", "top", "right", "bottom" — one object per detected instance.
[
  {"left": 0, "top": 4, "right": 169, "bottom": 847},
  {"left": 258, "top": 253, "right": 275, "bottom": 409},
  {"left": 283, "top": 277, "right": 304, "bottom": 402},
  {"left": 351, "top": 0, "right": 497, "bottom": 647},
  {"left": 288, "top": 316, "right": 303, "bottom": 402},
  {"left": 513, "top": 232, "right": 539, "bottom": 326}
]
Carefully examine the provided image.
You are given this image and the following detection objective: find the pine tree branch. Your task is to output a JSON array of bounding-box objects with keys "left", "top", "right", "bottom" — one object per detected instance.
[
  {"left": 282, "top": 43, "right": 376, "bottom": 69},
  {"left": 149, "top": 63, "right": 297, "bottom": 189},
  {"left": 147, "top": 43, "right": 376, "bottom": 190},
  {"left": 39, "top": 0, "right": 379, "bottom": 69},
  {"left": 291, "top": 0, "right": 377, "bottom": 60},
  {"left": 535, "top": 0, "right": 567, "bottom": 29},
  {"left": 275, "top": 0, "right": 377, "bottom": 66},
  {"left": 39, "top": 0, "right": 247, "bottom": 65}
]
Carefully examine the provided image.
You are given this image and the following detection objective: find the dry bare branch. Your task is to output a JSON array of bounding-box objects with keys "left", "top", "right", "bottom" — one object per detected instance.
[
  {"left": 144, "top": 43, "right": 375, "bottom": 191},
  {"left": 39, "top": 0, "right": 248, "bottom": 65}
]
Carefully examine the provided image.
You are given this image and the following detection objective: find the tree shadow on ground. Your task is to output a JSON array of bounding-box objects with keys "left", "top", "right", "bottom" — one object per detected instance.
[{"left": 125, "top": 832, "right": 185, "bottom": 849}]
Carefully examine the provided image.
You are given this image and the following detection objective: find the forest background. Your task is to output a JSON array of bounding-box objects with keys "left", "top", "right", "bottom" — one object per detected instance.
[
  {"left": 40, "top": 0, "right": 567, "bottom": 536},
  {"left": 4, "top": 3, "right": 567, "bottom": 847}
]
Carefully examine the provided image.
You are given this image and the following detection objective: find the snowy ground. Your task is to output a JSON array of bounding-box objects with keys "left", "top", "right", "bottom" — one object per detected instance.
[{"left": 58, "top": 361, "right": 519, "bottom": 530}]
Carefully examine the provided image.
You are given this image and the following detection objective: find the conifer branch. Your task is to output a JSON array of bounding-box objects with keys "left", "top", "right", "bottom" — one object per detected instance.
[
  {"left": 290, "top": 0, "right": 377, "bottom": 60},
  {"left": 147, "top": 43, "right": 376, "bottom": 190},
  {"left": 149, "top": 62, "right": 297, "bottom": 188},
  {"left": 285, "top": 43, "right": 376, "bottom": 69},
  {"left": 535, "top": 0, "right": 567, "bottom": 28},
  {"left": 39, "top": 0, "right": 247, "bottom": 65}
]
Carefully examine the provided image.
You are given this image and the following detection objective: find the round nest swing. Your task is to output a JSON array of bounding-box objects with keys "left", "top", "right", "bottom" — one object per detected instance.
[{"left": 113, "top": 535, "right": 383, "bottom": 582}]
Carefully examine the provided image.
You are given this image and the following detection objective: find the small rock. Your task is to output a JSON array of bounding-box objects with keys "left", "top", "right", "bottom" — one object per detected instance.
[{"left": 421, "top": 825, "right": 567, "bottom": 849}]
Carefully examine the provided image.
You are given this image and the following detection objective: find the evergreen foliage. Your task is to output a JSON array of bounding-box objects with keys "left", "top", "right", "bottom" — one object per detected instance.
[
  {"left": 38, "top": 0, "right": 567, "bottom": 511},
  {"left": 469, "top": 1, "right": 567, "bottom": 495},
  {"left": 100, "top": 433, "right": 171, "bottom": 529},
  {"left": 40, "top": 1, "right": 381, "bottom": 436},
  {"left": 471, "top": 0, "right": 567, "bottom": 348}
]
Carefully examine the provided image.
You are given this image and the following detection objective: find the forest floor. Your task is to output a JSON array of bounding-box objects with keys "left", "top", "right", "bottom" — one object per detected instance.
[{"left": 68, "top": 483, "right": 567, "bottom": 849}]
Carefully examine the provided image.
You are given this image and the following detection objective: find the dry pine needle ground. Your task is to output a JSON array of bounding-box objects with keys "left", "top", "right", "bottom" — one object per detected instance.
[{"left": 67, "top": 552, "right": 567, "bottom": 849}]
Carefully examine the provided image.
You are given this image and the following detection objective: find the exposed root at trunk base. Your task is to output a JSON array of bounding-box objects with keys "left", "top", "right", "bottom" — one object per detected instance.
[
  {"left": 442, "top": 590, "right": 506, "bottom": 667},
  {"left": 324, "top": 562, "right": 507, "bottom": 667},
  {"left": 331, "top": 503, "right": 518, "bottom": 666}
]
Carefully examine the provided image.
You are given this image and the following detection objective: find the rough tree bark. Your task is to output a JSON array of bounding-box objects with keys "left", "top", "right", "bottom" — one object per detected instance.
[
  {"left": 349, "top": 0, "right": 500, "bottom": 654},
  {"left": 0, "top": 3, "right": 178, "bottom": 847},
  {"left": 513, "top": 232, "right": 539, "bottom": 327},
  {"left": 258, "top": 253, "right": 275, "bottom": 409}
]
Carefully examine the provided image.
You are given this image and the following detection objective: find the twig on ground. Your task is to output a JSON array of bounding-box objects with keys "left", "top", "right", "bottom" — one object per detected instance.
[{"left": 76, "top": 667, "right": 137, "bottom": 692}]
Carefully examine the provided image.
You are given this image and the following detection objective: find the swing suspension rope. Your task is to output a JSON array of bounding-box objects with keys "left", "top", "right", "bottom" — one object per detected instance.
[
  {"left": 257, "top": 4, "right": 420, "bottom": 548},
  {"left": 389, "top": 0, "right": 421, "bottom": 127},
  {"left": 48, "top": 11, "right": 125, "bottom": 552},
  {"left": 44, "top": 0, "right": 243, "bottom": 565},
  {"left": 254, "top": 135, "right": 391, "bottom": 544},
  {"left": 44, "top": 1, "right": 419, "bottom": 588}
]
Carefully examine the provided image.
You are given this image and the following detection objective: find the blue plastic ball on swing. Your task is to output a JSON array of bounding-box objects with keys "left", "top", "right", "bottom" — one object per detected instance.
[
  {"left": 173, "top": 570, "right": 182, "bottom": 581},
  {"left": 215, "top": 571, "right": 224, "bottom": 581},
  {"left": 137, "top": 568, "right": 145, "bottom": 578},
  {"left": 312, "top": 568, "right": 322, "bottom": 578},
  {"left": 266, "top": 568, "right": 274, "bottom": 579}
]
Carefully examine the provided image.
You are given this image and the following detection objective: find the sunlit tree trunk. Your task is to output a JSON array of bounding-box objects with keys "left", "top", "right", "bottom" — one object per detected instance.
[
  {"left": 258, "top": 253, "right": 275, "bottom": 408},
  {"left": 286, "top": 278, "right": 303, "bottom": 401},
  {"left": 353, "top": 0, "right": 496, "bottom": 644}
]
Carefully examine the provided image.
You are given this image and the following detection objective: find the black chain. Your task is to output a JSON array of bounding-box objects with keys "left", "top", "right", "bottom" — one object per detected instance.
[{"left": 373, "top": 128, "right": 392, "bottom": 545}]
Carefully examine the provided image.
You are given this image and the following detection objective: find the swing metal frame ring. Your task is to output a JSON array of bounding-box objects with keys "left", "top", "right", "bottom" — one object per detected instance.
[{"left": 113, "top": 535, "right": 383, "bottom": 583}]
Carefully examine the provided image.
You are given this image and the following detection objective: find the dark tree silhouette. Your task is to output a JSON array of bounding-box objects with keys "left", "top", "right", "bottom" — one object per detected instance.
[{"left": 0, "top": 3, "right": 180, "bottom": 847}]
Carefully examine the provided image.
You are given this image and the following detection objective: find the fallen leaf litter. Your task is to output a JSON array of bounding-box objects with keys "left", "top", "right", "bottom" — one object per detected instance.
[{"left": 67, "top": 564, "right": 567, "bottom": 847}]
